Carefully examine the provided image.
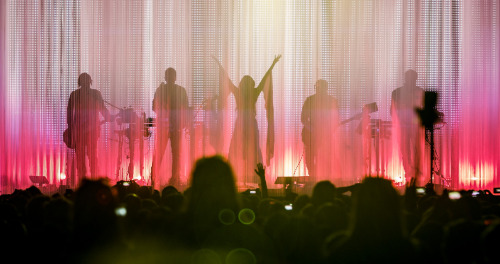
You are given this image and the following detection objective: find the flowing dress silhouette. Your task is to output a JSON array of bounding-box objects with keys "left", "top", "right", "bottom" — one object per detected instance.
[{"left": 214, "top": 55, "right": 280, "bottom": 184}]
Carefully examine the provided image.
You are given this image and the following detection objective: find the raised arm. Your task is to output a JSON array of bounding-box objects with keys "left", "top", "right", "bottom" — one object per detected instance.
[
  {"left": 256, "top": 55, "right": 281, "bottom": 93},
  {"left": 212, "top": 56, "right": 238, "bottom": 94},
  {"left": 255, "top": 163, "right": 268, "bottom": 198}
]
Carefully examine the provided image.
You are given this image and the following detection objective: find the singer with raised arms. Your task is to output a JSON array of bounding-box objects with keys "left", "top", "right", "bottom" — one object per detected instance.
[{"left": 213, "top": 55, "right": 281, "bottom": 185}]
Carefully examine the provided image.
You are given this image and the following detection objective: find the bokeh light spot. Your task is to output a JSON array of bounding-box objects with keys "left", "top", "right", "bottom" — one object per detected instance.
[
  {"left": 238, "top": 208, "right": 256, "bottom": 225},
  {"left": 226, "top": 248, "right": 256, "bottom": 264},
  {"left": 218, "top": 208, "right": 236, "bottom": 225}
]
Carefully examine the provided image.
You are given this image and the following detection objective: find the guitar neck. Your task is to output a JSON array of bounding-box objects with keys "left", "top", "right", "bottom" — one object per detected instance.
[{"left": 340, "top": 113, "right": 362, "bottom": 125}]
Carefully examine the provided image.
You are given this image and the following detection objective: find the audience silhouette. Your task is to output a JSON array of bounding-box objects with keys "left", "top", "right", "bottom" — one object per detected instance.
[{"left": 1, "top": 159, "right": 499, "bottom": 264}]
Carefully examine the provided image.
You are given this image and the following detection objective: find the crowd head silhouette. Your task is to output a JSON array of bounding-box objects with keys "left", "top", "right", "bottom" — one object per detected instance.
[{"left": 1, "top": 156, "right": 499, "bottom": 264}]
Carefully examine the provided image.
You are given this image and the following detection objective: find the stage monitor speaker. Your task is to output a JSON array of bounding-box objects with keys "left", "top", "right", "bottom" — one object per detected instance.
[
  {"left": 274, "top": 176, "right": 306, "bottom": 185},
  {"left": 29, "top": 176, "right": 49, "bottom": 185}
]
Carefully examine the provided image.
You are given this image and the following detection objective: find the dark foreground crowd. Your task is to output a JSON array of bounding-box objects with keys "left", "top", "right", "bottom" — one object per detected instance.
[{"left": 1, "top": 156, "right": 500, "bottom": 264}]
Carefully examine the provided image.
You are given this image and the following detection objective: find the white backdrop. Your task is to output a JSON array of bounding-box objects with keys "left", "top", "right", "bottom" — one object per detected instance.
[{"left": 1, "top": 0, "right": 499, "bottom": 192}]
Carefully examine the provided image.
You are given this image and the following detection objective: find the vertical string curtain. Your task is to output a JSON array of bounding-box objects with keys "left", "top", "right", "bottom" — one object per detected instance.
[{"left": 1, "top": 0, "right": 499, "bottom": 192}]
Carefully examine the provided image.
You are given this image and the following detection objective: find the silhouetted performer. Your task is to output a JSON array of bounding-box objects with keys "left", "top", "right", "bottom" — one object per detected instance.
[
  {"left": 152, "top": 68, "right": 189, "bottom": 188},
  {"left": 67, "top": 73, "right": 112, "bottom": 178},
  {"left": 301, "top": 79, "right": 339, "bottom": 182},
  {"left": 214, "top": 55, "right": 280, "bottom": 184},
  {"left": 391, "top": 69, "right": 424, "bottom": 182}
]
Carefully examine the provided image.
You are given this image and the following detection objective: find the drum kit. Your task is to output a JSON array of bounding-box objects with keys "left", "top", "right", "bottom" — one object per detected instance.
[
  {"left": 112, "top": 107, "right": 153, "bottom": 182},
  {"left": 110, "top": 104, "right": 202, "bottom": 184}
]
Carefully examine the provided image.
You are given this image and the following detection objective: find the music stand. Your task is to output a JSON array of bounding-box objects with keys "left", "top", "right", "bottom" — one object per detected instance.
[
  {"left": 416, "top": 91, "right": 442, "bottom": 185},
  {"left": 29, "top": 176, "right": 49, "bottom": 187}
]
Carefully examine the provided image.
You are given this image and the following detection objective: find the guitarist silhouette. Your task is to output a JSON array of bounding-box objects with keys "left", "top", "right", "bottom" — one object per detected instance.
[
  {"left": 67, "top": 73, "right": 113, "bottom": 179},
  {"left": 301, "top": 80, "right": 339, "bottom": 182}
]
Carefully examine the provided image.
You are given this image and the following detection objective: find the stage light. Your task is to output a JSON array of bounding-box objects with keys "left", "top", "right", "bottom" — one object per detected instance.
[
  {"left": 60, "top": 173, "right": 66, "bottom": 180},
  {"left": 133, "top": 175, "right": 142, "bottom": 181},
  {"left": 416, "top": 91, "right": 442, "bottom": 186}
]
